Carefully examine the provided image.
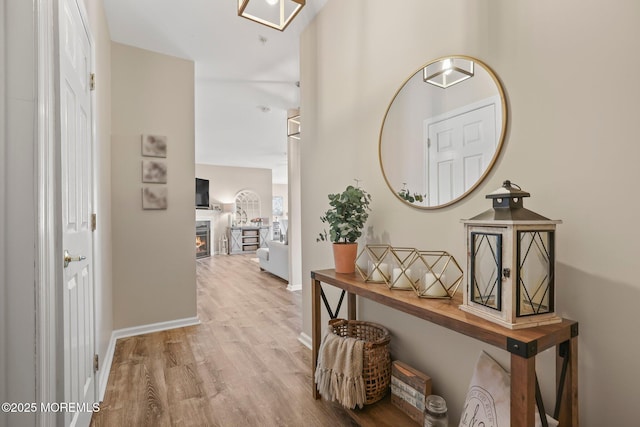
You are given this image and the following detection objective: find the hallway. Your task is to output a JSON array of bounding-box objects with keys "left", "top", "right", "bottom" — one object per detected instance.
[{"left": 91, "top": 254, "right": 355, "bottom": 426}]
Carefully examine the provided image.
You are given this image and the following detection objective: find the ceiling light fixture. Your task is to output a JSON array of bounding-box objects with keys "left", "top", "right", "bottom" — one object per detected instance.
[
  {"left": 238, "top": 0, "right": 305, "bottom": 32},
  {"left": 423, "top": 57, "right": 474, "bottom": 89}
]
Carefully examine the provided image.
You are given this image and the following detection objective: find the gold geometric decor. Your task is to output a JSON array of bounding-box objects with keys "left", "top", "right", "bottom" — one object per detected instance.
[
  {"left": 355, "top": 245, "right": 392, "bottom": 284},
  {"left": 410, "top": 250, "right": 463, "bottom": 299},
  {"left": 238, "top": 0, "right": 305, "bottom": 32},
  {"left": 355, "top": 245, "right": 463, "bottom": 299},
  {"left": 387, "top": 247, "right": 418, "bottom": 290}
]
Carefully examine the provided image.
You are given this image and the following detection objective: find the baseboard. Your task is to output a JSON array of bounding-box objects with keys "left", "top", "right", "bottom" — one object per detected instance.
[
  {"left": 111, "top": 316, "right": 201, "bottom": 340},
  {"left": 298, "top": 332, "right": 312, "bottom": 349},
  {"left": 98, "top": 316, "right": 200, "bottom": 401},
  {"left": 287, "top": 282, "right": 302, "bottom": 292}
]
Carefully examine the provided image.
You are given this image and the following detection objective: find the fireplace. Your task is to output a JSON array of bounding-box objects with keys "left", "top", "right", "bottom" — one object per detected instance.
[{"left": 196, "top": 221, "right": 211, "bottom": 259}]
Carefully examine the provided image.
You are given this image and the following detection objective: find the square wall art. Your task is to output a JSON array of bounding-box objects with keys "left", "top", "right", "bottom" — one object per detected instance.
[
  {"left": 142, "top": 187, "right": 168, "bottom": 210},
  {"left": 142, "top": 160, "right": 167, "bottom": 183},
  {"left": 141, "top": 134, "right": 167, "bottom": 158}
]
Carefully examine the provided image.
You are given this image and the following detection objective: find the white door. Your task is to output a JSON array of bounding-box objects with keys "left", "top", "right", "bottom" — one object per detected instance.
[
  {"left": 59, "top": 0, "right": 95, "bottom": 425},
  {"left": 426, "top": 102, "right": 497, "bottom": 205}
]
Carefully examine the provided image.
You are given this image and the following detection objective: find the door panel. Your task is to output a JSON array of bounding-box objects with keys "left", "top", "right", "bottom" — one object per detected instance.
[
  {"left": 427, "top": 103, "right": 497, "bottom": 205},
  {"left": 436, "top": 160, "right": 454, "bottom": 205},
  {"left": 59, "top": 0, "right": 95, "bottom": 425},
  {"left": 463, "top": 154, "right": 484, "bottom": 189}
]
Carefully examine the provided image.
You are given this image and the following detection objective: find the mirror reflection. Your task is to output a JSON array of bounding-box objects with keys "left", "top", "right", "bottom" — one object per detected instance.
[{"left": 379, "top": 56, "right": 507, "bottom": 209}]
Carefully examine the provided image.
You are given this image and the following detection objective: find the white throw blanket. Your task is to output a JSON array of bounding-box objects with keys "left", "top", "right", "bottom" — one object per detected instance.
[{"left": 314, "top": 329, "right": 366, "bottom": 409}]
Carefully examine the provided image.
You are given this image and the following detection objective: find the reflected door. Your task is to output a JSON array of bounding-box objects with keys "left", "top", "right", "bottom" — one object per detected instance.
[{"left": 426, "top": 102, "right": 497, "bottom": 205}]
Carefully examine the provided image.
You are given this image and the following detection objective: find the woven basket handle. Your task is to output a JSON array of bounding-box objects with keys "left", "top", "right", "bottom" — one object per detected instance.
[{"left": 328, "top": 318, "right": 391, "bottom": 348}]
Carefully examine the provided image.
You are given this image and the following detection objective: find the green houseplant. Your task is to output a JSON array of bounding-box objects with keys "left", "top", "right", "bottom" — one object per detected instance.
[
  {"left": 398, "top": 183, "right": 427, "bottom": 204},
  {"left": 317, "top": 184, "right": 372, "bottom": 273}
]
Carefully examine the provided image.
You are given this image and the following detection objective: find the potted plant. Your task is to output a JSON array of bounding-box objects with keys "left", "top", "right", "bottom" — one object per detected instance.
[
  {"left": 398, "top": 183, "right": 427, "bottom": 204},
  {"left": 317, "top": 184, "right": 372, "bottom": 273}
]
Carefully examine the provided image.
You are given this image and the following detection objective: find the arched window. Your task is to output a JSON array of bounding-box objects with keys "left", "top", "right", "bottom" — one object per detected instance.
[{"left": 234, "top": 190, "right": 260, "bottom": 225}]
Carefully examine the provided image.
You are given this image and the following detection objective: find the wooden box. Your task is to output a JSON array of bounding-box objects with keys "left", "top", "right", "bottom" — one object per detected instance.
[{"left": 391, "top": 361, "right": 432, "bottom": 425}]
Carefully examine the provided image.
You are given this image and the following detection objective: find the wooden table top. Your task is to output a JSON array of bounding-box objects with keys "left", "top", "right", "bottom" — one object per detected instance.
[{"left": 312, "top": 269, "right": 578, "bottom": 356}]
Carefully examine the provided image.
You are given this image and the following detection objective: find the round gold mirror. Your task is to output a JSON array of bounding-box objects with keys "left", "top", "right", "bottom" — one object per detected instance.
[{"left": 379, "top": 55, "right": 508, "bottom": 209}]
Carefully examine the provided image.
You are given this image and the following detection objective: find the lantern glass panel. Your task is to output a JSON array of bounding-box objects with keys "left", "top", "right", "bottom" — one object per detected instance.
[
  {"left": 471, "top": 232, "right": 502, "bottom": 310},
  {"left": 517, "top": 230, "right": 554, "bottom": 317}
]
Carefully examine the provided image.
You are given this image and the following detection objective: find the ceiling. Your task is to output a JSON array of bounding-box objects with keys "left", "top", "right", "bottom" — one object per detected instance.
[{"left": 104, "top": 0, "right": 328, "bottom": 184}]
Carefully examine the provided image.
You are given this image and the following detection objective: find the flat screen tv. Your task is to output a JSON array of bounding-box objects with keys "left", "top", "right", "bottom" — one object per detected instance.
[{"left": 195, "top": 178, "right": 209, "bottom": 209}]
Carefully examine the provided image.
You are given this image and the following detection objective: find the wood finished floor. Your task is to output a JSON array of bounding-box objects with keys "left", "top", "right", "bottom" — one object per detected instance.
[{"left": 91, "top": 254, "right": 356, "bottom": 427}]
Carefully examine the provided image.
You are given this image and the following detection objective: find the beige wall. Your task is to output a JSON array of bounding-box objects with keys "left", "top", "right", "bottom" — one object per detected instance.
[
  {"left": 111, "top": 42, "right": 196, "bottom": 329},
  {"left": 301, "top": 0, "right": 640, "bottom": 424},
  {"left": 195, "top": 163, "right": 272, "bottom": 251},
  {"left": 84, "top": 0, "right": 112, "bottom": 389}
]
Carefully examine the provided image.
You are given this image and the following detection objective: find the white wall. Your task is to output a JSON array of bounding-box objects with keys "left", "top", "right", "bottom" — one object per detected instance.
[
  {"left": 195, "top": 163, "right": 272, "bottom": 252},
  {"left": 111, "top": 42, "right": 196, "bottom": 329},
  {"left": 1, "top": 0, "right": 37, "bottom": 425},
  {"left": 0, "top": 0, "right": 7, "bottom": 421},
  {"left": 287, "top": 137, "right": 302, "bottom": 290},
  {"left": 301, "top": 1, "right": 640, "bottom": 425}
]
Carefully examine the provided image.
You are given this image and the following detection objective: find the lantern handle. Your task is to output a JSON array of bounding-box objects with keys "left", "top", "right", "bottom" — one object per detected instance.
[{"left": 502, "top": 180, "right": 521, "bottom": 190}]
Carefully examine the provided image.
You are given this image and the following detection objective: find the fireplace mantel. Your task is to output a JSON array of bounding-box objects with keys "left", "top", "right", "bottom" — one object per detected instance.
[{"left": 195, "top": 209, "right": 218, "bottom": 221}]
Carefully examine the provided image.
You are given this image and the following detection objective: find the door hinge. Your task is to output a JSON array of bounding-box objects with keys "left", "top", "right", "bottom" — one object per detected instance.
[
  {"left": 91, "top": 213, "right": 97, "bottom": 231},
  {"left": 93, "top": 354, "right": 99, "bottom": 372},
  {"left": 90, "top": 73, "right": 96, "bottom": 91}
]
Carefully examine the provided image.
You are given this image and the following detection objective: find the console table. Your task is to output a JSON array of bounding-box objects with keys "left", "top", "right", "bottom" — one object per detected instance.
[
  {"left": 227, "top": 226, "right": 269, "bottom": 254},
  {"left": 311, "top": 269, "right": 579, "bottom": 427}
]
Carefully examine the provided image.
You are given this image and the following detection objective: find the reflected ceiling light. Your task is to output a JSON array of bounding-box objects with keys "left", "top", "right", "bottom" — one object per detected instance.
[
  {"left": 287, "top": 109, "right": 300, "bottom": 139},
  {"left": 423, "top": 57, "right": 474, "bottom": 88},
  {"left": 442, "top": 58, "right": 453, "bottom": 76},
  {"left": 238, "top": 0, "right": 305, "bottom": 32}
]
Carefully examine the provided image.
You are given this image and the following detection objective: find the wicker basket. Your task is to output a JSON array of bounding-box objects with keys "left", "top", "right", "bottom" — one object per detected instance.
[{"left": 328, "top": 318, "right": 391, "bottom": 405}]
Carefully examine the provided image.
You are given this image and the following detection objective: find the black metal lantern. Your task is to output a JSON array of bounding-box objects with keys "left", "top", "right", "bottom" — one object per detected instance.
[{"left": 461, "top": 180, "right": 562, "bottom": 329}]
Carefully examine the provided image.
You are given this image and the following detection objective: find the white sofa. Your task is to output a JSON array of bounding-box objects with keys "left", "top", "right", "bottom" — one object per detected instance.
[{"left": 256, "top": 241, "right": 289, "bottom": 281}]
